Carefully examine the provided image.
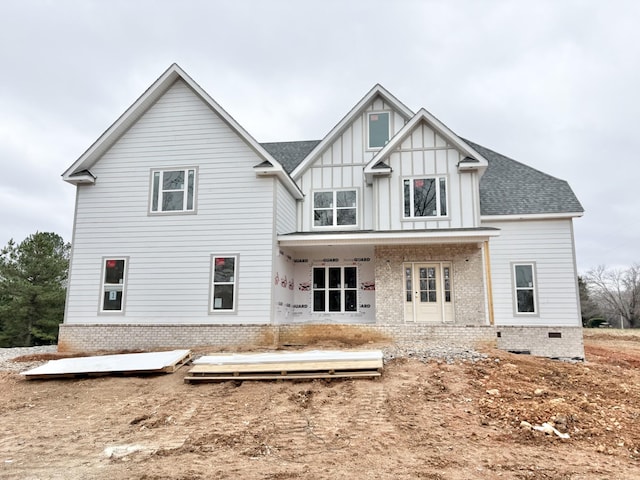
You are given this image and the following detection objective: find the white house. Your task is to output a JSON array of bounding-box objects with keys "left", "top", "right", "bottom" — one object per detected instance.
[{"left": 60, "top": 64, "right": 585, "bottom": 359}]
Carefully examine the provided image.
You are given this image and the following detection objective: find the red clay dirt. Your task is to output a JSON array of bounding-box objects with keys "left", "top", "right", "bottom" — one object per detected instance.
[{"left": 1, "top": 331, "right": 639, "bottom": 479}]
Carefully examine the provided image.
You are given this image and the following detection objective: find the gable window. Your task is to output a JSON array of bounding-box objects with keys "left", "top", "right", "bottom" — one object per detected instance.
[
  {"left": 368, "top": 112, "right": 390, "bottom": 149},
  {"left": 313, "top": 190, "right": 357, "bottom": 227},
  {"left": 312, "top": 266, "right": 357, "bottom": 312},
  {"left": 150, "top": 168, "right": 196, "bottom": 213},
  {"left": 513, "top": 263, "right": 537, "bottom": 314},
  {"left": 211, "top": 255, "right": 237, "bottom": 312},
  {"left": 403, "top": 177, "right": 447, "bottom": 218},
  {"left": 100, "top": 258, "right": 127, "bottom": 313}
]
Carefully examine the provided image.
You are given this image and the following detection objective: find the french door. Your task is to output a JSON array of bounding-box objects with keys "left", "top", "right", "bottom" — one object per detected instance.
[{"left": 404, "top": 263, "right": 453, "bottom": 323}]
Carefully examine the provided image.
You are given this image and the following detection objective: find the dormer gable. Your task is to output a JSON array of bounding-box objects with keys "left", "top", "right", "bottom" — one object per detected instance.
[
  {"left": 290, "top": 84, "right": 414, "bottom": 180},
  {"left": 364, "top": 108, "right": 489, "bottom": 184}
]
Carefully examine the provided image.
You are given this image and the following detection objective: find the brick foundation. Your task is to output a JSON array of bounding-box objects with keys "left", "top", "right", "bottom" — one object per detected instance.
[{"left": 58, "top": 323, "right": 584, "bottom": 360}]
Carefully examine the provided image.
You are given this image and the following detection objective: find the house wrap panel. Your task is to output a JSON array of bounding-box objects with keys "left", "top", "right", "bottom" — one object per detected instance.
[
  {"left": 65, "top": 79, "right": 275, "bottom": 325},
  {"left": 484, "top": 218, "right": 581, "bottom": 327}
]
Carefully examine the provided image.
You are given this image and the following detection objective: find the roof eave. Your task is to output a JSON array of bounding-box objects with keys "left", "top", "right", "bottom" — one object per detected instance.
[
  {"left": 278, "top": 228, "right": 500, "bottom": 247},
  {"left": 481, "top": 212, "right": 584, "bottom": 221},
  {"left": 254, "top": 165, "right": 304, "bottom": 200}
]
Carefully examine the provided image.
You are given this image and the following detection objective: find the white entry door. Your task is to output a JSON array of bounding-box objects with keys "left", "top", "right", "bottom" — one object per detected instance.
[{"left": 404, "top": 263, "right": 453, "bottom": 323}]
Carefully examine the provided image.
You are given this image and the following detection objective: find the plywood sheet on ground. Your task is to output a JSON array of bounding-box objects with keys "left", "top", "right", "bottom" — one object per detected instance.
[{"left": 21, "top": 350, "right": 192, "bottom": 379}]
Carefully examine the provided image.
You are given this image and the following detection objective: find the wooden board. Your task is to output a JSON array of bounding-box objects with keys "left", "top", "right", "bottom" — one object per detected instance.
[
  {"left": 188, "top": 359, "right": 382, "bottom": 374},
  {"left": 185, "top": 370, "right": 381, "bottom": 383}
]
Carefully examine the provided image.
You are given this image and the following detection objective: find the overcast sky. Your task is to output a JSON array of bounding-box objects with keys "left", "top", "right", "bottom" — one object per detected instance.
[{"left": 1, "top": 0, "right": 638, "bottom": 273}]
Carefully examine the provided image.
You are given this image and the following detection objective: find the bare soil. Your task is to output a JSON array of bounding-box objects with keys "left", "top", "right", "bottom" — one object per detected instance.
[{"left": 1, "top": 331, "right": 639, "bottom": 479}]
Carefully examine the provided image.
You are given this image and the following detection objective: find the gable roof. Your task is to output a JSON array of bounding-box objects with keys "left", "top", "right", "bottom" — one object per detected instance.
[
  {"left": 261, "top": 140, "right": 320, "bottom": 173},
  {"left": 364, "top": 108, "right": 489, "bottom": 183},
  {"left": 289, "top": 84, "right": 414, "bottom": 179},
  {"left": 62, "top": 64, "right": 303, "bottom": 199},
  {"left": 466, "top": 140, "right": 584, "bottom": 217}
]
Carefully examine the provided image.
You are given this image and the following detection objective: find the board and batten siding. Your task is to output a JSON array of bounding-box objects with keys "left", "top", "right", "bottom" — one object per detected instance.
[
  {"left": 297, "top": 96, "right": 406, "bottom": 232},
  {"left": 484, "top": 218, "right": 581, "bottom": 326},
  {"left": 65, "top": 79, "right": 277, "bottom": 325},
  {"left": 375, "top": 121, "right": 480, "bottom": 231}
]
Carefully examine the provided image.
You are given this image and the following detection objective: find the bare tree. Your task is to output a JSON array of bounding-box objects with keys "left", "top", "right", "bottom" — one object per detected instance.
[{"left": 585, "top": 264, "right": 640, "bottom": 328}]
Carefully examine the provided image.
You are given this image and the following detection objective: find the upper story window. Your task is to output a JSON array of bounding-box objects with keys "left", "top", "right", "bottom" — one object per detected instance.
[
  {"left": 313, "top": 190, "right": 357, "bottom": 227},
  {"left": 150, "top": 168, "right": 196, "bottom": 213},
  {"left": 403, "top": 177, "right": 448, "bottom": 218},
  {"left": 368, "top": 112, "right": 390, "bottom": 149},
  {"left": 513, "top": 263, "right": 537, "bottom": 314}
]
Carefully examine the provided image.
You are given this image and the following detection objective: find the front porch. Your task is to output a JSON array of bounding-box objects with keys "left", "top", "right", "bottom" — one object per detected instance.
[{"left": 276, "top": 228, "right": 499, "bottom": 327}]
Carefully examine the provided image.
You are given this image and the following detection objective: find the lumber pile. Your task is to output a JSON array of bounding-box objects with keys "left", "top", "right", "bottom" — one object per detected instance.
[{"left": 184, "top": 350, "right": 383, "bottom": 383}]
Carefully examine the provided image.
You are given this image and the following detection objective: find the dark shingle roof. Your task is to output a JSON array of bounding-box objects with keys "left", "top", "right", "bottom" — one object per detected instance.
[
  {"left": 261, "top": 140, "right": 320, "bottom": 173},
  {"left": 465, "top": 139, "right": 584, "bottom": 216},
  {"left": 261, "top": 138, "right": 583, "bottom": 216}
]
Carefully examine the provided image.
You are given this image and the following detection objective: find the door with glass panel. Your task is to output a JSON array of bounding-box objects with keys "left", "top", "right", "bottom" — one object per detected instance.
[{"left": 404, "top": 263, "right": 453, "bottom": 322}]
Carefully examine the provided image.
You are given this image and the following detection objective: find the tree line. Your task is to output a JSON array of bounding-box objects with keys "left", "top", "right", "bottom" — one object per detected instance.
[
  {"left": 0, "top": 232, "right": 69, "bottom": 347},
  {"left": 580, "top": 265, "right": 640, "bottom": 328}
]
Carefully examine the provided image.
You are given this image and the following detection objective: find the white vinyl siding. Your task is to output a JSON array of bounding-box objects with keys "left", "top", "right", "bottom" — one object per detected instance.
[
  {"left": 297, "top": 96, "right": 407, "bottom": 231},
  {"left": 65, "top": 80, "right": 276, "bottom": 325},
  {"left": 484, "top": 218, "right": 581, "bottom": 327},
  {"left": 374, "top": 121, "right": 480, "bottom": 230}
]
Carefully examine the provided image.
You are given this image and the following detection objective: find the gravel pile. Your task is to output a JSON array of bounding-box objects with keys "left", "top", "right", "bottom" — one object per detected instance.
[
  {"left": 382, "top": 344, "right": 488, "bottom": 364},
  {"left": 0, "top": 345, "right": 58, "bottom": 373}
]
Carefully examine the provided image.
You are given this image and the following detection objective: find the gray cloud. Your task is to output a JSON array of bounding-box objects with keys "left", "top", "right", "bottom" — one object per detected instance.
[{"left": 1, "top": 0, "right": 638, "bottom": 271}]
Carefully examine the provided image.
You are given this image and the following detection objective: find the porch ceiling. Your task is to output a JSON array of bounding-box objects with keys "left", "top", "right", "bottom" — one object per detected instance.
[{"left": 278, "top": 228, "right": 500, "bottom": 247}]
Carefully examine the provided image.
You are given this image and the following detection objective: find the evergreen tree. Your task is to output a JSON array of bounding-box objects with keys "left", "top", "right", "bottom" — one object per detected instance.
[{"left": 0, "top": 232, "right": 70, "bottom": 346}]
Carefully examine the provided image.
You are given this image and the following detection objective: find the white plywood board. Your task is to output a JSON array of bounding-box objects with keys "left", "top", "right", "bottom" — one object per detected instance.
[
  {"left": 21, "top": 349, "right": 191, "bottom": 378},
  {"left": 194, "top": 350, "right": 383, "bottom": 366}
]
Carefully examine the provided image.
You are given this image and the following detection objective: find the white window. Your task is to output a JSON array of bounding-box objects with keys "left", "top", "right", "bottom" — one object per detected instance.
[
  {"left": 513, "top": 263, "right": 537, "bottom": 314},
  {"left": 100, "top": 258, "right": 127, "bottom": 313},
  {"left": 313, "top": 190, "right": 357, "bottom": 227},
  {"left": 150, "top": 168, "right": 196, "bottom": 213},
  {"left": 312, "top": 266, "right": 358, "bottom": 312},
  {"left": 403, "top": 177, "right": 448, "bottom": 218},
  {"left": 368, "top": 112, "right": 390, "bottom": 149},
  {"left": 211, "top": 256, "right": 237, "bottom": 312}
]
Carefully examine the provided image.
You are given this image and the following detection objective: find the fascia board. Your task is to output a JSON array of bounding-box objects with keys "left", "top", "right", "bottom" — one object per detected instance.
[
  {"left": 481, "top": 212, "right": 584, "bottom": 221},
  {"left": 62, "top": 64, "right": 182, "bottom": 182},
  {"left": 365, "top": 108, "right": 489, "bottom": 173},
  {"left": 62, "top": 64, "right": 302, "bottom": 197},
  {"left": 291, "top": 84, "right": 414, "bottom": 180},
  {"left": 279, "top": 228, "right": 500, "bottom": 247}
]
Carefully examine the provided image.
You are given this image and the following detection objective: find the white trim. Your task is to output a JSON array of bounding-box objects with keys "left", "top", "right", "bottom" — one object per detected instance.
[
  {"left": 98, "top": 257, "right": 129, "bottom": 315},
  {"left": 364, "top": 108, "right": 489, "bottom": 181},
  {"left": 62, "top": 63, "right": 303, "bottom": 199},
  {"left": 209, "top": 254, "right": 239, "bottom": 314},
  {"left": 149, "top": 167, "right": 198, "bottom": 214},
  {"left": 311, "top": 188, "right": 359, "bottom": 230},
  {"left": 402, "top": 175, "right": 449, "bottom": 220},
  {"left": 291, "top": 84, "right": 413, "bottom": 179},
  {"left": 279, "top": 228, "right": 500, "bottom": 247},
  {"left": 511, "top": 262, "right": 539, "bottom": 317},
  {"left": 482, "top": 212, "right": 584, "bottom": 221}
]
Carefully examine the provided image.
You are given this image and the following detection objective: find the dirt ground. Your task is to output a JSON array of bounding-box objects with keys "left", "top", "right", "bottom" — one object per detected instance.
[{"left": 1, "top": 331, "right": 639, "bottom": 480}]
